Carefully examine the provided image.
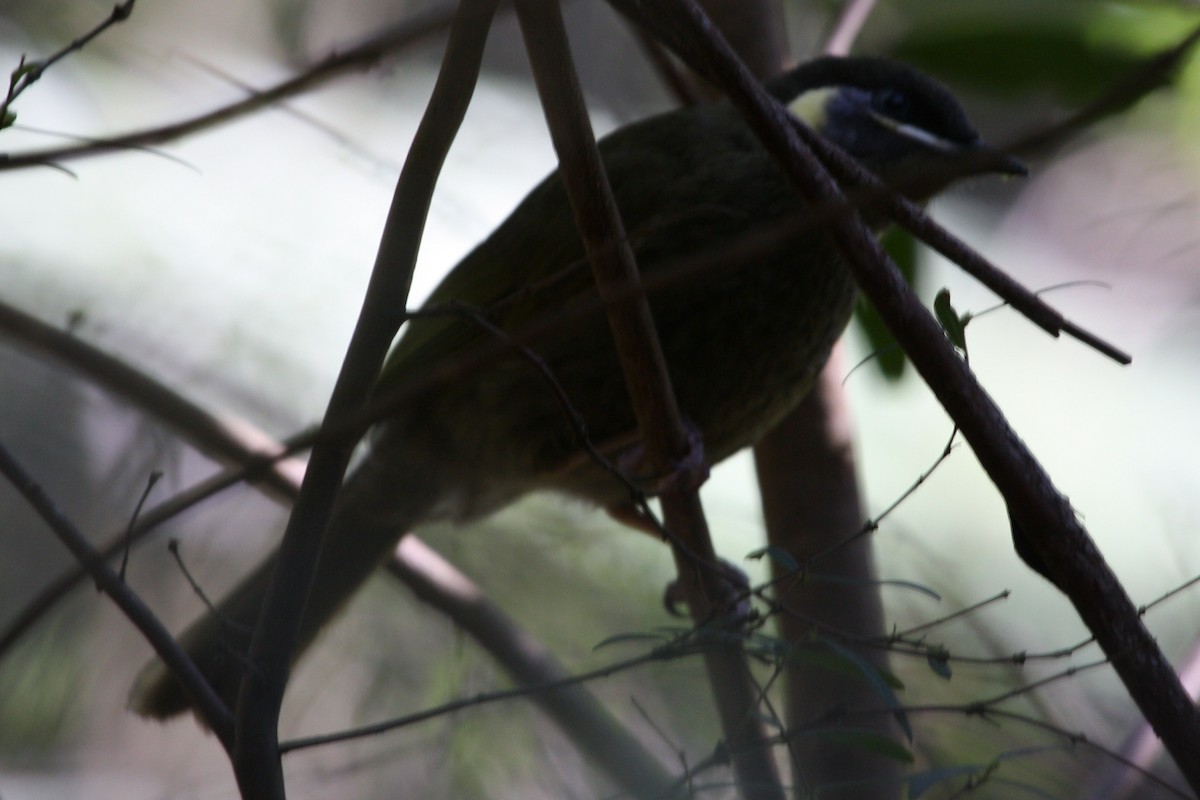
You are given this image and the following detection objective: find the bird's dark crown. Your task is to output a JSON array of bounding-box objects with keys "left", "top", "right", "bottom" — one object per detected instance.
[{"left": 768, "top": 56, "right": 989, "bottom": 173}]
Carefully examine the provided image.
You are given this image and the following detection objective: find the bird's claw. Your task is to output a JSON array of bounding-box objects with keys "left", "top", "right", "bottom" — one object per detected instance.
[
  {"left": 663, "top": 557, "right": 755, "bottom": 625},
  {"left": 618, "top": 420, "right": 709, "bottom": 497}
]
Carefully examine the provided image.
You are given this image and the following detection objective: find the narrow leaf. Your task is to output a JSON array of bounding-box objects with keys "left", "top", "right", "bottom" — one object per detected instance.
[
  {"left": 926, "top": 646, "right": 953, "bottom": 680},
  {"left": 812, "top": 729, "right": 914, "bottom": 763},
  {"left": 745, "top": 544, "right": 798, "bottom": 571},
  {"left": 825, "top": 640, "right": 912, "bottom": 741},
  {"left": 907, "top": 764, "right": 984, "bottom": 799},
  {"left": 934, "top": 288, "right": 969, "bottom": 352}
]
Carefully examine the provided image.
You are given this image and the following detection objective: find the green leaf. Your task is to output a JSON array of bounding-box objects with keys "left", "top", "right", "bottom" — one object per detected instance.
[
  {"left": 891, "top": 5, "right": 1151, "bottom": 104},
  {"left": 803, "top": 572, "right": 942, "bottom": 600},
  {"left": 824, "top": 640, "right": 912, "bottom": 741},
  {"left": 901, "top": 30, "right": 1140, "bottom": 102},
  {"left": 1, "top": 108, "right": 14, "bottom": 129},
  {"left": 934, "top": 288, "right": 970, "bottom": 352},
  {"left": 744, "top": 632, "right": 791, "bottom": 662},
  {"left": 907, "top": 763, "right": 984, "bottom": 799},
  {"left": 993, "top": 743, "right": 1067, "bottom": 764},
  {"left": 745, "top": 544, "right": 798, "bottom": 571},
  {"left": 592, "top": 631, "right": 670, "bottom": 650},
  {"left": 786, "top": 642, "right": 864, "bottom": 675},
  {"left": 802, "top": 729, "right": 914, "bottom": 764},
  {"left": 852, "top": 227, "right": 919, "bottom": 380},
  {"left": 12, "top": 61, "right": 40, "bottom": 81},
  {"left": 926, "top": 646, "right": 952, "bottom": 680}
]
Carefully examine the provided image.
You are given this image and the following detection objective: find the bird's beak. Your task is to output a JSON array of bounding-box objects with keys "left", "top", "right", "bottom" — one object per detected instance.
[
  {"left": 963, "top": 140, "right": 1027, "bottom": 178},
  {"left": 872, "top": 112, "right": 1028, "bottom": 178}
]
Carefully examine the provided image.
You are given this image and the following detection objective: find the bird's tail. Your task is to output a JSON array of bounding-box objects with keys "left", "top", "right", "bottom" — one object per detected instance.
[{"left": 128, "top": 450, "right": 440, "bottom": 721}]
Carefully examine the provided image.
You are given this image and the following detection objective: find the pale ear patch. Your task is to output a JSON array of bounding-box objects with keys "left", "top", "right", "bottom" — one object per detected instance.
[
  {"left": 787, "top": 86, "right": 837, "bottom": 127},
  {"left": 868, "top": 110, "right": 962, "bottom": 154}
]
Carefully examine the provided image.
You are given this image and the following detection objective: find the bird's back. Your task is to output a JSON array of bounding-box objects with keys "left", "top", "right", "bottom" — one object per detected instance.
[{"left": 370, "top": 102, "right": 856, "bottom": 514}]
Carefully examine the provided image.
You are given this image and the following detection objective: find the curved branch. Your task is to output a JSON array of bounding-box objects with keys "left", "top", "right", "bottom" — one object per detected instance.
[{"left": 0, "top": 4, "right": 458, "bottom": 171}]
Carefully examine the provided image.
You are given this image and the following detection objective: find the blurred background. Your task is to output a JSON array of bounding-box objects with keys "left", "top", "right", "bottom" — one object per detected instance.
[{"left": 0, "top": 0, "right": 1198, "bottom": 797}]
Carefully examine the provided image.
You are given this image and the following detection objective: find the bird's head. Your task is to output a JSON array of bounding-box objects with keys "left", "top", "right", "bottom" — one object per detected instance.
[{"left": 771, "top": 56, "right": 1025, "bottom": 196}]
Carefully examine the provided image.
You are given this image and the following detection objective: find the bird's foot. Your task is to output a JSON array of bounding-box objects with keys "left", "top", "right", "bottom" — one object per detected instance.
[
  {"left": 664, "top": 557, "right": 755, "bottom": 625},
  {"left": 616, "top": 421, "right": 710, "bottom": 497}
]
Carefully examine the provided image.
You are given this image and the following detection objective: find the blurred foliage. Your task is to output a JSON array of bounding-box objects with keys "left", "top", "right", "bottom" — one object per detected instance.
[
  {"left": 853, "top": 227, "right": 919, "bottom": 379},
  {"left": 841, "top": 0, "right": 1200, "bottom": 380},
  {"left": 0, "top": 616, "right": 84, "bottom": 755},
  {"left": 887, "top": 0, "right": 1200, "bottom": 99}
]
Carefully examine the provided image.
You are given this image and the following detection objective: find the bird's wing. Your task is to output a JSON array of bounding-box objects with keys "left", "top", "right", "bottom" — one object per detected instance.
[{"left": 373, "top": 104, "right": 760, "bottom": 408}]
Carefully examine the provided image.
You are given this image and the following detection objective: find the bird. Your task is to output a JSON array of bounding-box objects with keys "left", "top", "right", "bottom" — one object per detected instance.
[{"left": 130, "top": 56, "right": 1024, "bottom": 720}]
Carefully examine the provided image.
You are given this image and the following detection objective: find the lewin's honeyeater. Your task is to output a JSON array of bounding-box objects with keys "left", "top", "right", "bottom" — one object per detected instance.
[{"left": 131, "top": 56, "right": 1024, "bottom": 720}]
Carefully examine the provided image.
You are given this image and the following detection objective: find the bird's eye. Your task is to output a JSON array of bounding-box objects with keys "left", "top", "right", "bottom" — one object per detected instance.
[{"left": 873, "top": 89, "right": 910, "bottom": 117}]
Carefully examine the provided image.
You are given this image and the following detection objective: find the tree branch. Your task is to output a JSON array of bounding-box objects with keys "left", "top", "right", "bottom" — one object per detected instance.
[
  {"left": 512, "top": 1, "right": 785, "bottom": 797},
  {"left": 231, "top": 2, "right": 497, "bottom": 797},
  {"left": 0, "top": 436, "right": 236, "bottom": 747},
  {"left": 0, "top": 3, "right": 457, "bottom": 171}
]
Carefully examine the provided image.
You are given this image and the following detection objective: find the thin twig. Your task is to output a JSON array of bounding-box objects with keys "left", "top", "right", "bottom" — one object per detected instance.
[
  {"left": 0, "top": 3, "right": 457, "bottom": 170},
  {"left": 279, "top": 643, "right": 673, "bottom": 753},
  {"left": 514, "top": 1, "right": 785, "bottom": 796},
  {"left": 0, "top": 435, "right": 235, "bottom": 746},
  {"left": 629, "top": 25, "right": 706, "bottom": 108},
  {"left": 1010, "top": 22, "right": 1200, "bottom": 156},
  {"left": 118, "top": 470, "right": 161, "bottom": 580},
  {"left": 0, "top": 298, "right": 307, "bottom": 498},
  {"left": 792, "top": 125, "right": 1132, "bottom": 364},
  {"left": 870, "top": 704, "right": 1192, "bottom": 800},
  {"left": 823, "top": 0, "right": 878, "bottom": 57},
  {"left": 889, "top": 591, "right": 1010, "bottom": 639},
  {"left": 0, "top": 1, "right": 136, "bottom": 126},
  {"left": 0, "top": 299, "right": 311, "bottom": 660},
  {"left": 384, "top": 537, "right": 679, "bottom": 798}
]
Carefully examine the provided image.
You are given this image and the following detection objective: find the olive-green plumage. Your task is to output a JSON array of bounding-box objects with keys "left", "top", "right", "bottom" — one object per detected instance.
[{"left": 131, "top": 56, "right": 1022, "bottom": 720}]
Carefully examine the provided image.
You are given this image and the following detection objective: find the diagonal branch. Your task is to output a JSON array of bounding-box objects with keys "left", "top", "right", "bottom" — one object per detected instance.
[
  {"left": 512, "top": 1, "right": 786, "bottom": 798},
  {"left": 0, "top": 3, "right": 458, "bottom": 171},
  {"left": 231, "top": 2, "right": 498, "bottom": 797},
  {"left": 1010, "top": 22, "right": 1200, "bottom": 155},
  {"left": 0, "top": 437, "right": 236, "bottom": 748},
  {"left": 1, "top": 1, "right": 136, "bottom": 126},
  {"left": 635, "top": 13, "right": 1200, "bottom": 369}
]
